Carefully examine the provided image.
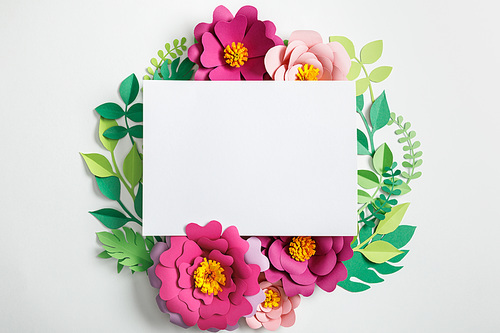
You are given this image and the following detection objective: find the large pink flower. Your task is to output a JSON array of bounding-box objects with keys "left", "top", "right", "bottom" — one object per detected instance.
[
  {"left": 148, "top": 221, "right": 267, "bottom": 331},
  {"left": 259, "top": 236, "right": 354, "bottom": 297},
  {"left": 246, "top": 274, "right": 301, "bottom": 331},
  {"left": 188, "top": 5, "right": 283, "bottom": 80},
  {"left": 264, "top": 30, "right": 351, "bottom": 81}
]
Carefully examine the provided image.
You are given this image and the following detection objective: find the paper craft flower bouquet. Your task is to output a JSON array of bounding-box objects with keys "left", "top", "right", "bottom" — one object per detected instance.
[{"left": 81, "top": 5, "right": 423, "bottom": 331}]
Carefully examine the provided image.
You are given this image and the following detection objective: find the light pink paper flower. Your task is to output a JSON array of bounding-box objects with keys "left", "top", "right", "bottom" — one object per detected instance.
[
  {"left": 188, "top": 5, "right": 283, "bottom": 80},
  {"left": 264, "top": 30, "right": 351, "bottom": 81},
  {"left": 148, "top": 221, "right": 267, "bottom": 331},
  {"left": 246, "top": 274, "right": 301, "bottom": 331}
]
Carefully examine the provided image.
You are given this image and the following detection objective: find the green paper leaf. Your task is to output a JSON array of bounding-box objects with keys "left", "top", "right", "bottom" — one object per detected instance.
[
  {"left": 81, "top": 153, "right": 114, "bottom": 177},
  {"left": 376, "top": 203, "right": 410, "bottom": 235},
  {"left": 347, "top": 61, "right": 361, "bottom": 81},
  {"left": 95, "top": 103, "right": 124, "bottom": 120},
  {"left": 357, "top": 129, "right": 370, "bottom": 155},
  {"left": 360, "top": 40, "right": 383, "bottom": 64},
  {"left": 90, "top": 208, "right": 131, "bottom": 229},
  {"left": 98, "top": 251, "right": 111, "bottom": 259},
  {"left": 129, "top": 125, "right": 143, "bottom": 138},
  {"left": 158, "top": 57, "right": 195, "bottom": 80},
  {"left": 358, "top": 189, "right": 372, "bottom": 204},
  {"left": 134, "top": 182, "right": 143, "bottom": 219},
  {"left": 104, "top": 126, "right": 128, "bottom": 140},
  {"left": 388, "top": 250, "right": 409, "bottom": 263},
  {"left": 119, "top": 74, "right": 139, "bottom": 105},
  {"left": 369, "top": 66, "right": 392, "bottom": 83},
  {"left": 370, "top": 91, "right": 390, "bottom": 132},
  {"left": 98, "top": 117, "right": 118, "bottom": 152},
  {"left": 358, "top": 170, "right": 379, "bottom": 189},
  {"left": 117, "top": 262, "right": 124, "bottom": 273},
  {"left": 97, "top": 227, "right": 153, "bottom": 272},
  {"left": 123, "top": 143, "right": 142, "bottom": 189},
  {"left": 359, "top": 240, "right": 402, "bottom": 263},
  {"left": 95, "top": 176, "right": 121, "bottom": 201},
  {"left": 356, "top": 78, "right": 369, "bottom": 96},
  {"left": 328, "top": 36, "right": 355, "bottom": 59},
  {"left": 393, "top": 181, "right": 412, "bottom": 195},
  {"left": 372, "top": 143, "right": 393, "bottom": 175},
  {"left": 382, "top": 225, "right": 416, "bottom": 249},
  {"left": 127, "top": 103, "right": 143, "bottom": 122},
  {"left": 356, "top": 94, "right": 364, "bottom": 112}
]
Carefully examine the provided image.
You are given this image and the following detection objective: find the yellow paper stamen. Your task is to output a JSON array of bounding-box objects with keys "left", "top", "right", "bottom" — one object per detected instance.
[
  {"left": 262, "top": 289, "right": 281, "bottom": 308},
  {"left": 224, "top": 42, "right": 249, "bottom": 68},
  {"left": 296, "top": 64, "right": 320, "bottom": 81},
  {"left": 193, "top": 258, "right": 226, "bottom": 295},
  {"left": 288, "top": 236, "right": 316, "bottom": 261}
]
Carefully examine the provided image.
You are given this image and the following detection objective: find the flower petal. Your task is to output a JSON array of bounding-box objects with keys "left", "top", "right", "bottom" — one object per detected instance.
[
  {"left": 235, "top": 5, "right": 258, "bottom": 31},
  {"left": 290, "top": 295, "right": 301, "bottom": 309},
  {"left": 287, "top": 44, "right": 308, "bottom": 67},
  {"left": 280, "top": 310, "right": 296, "bottom": 327},
  {"left": 175, "top": 240, "right": 203, "bottom": 268},
  {"left": 194, "top": 67, "right": 212, "bottom": 81},
  {"left": 208, "top": 249, "right": 234, "bottom": 267},
  {"left": 244, "top": 289, "right": 266, "bottom": 317},
  {"left": 186, "top": 220, "right": 222, "bottom": 241},
  {"left": 188, "top": 42, "right": 203, "bottom": 66},
  {"left": 148, "top": 242, "right": 169, "bottom": 288},
  {"left": 282, "top": 274, "right": 315, "bottom": 297},
  {"left": 193, "top": 5, "right": 234, "bottom": 41},
  {"left": 273, "top": 65, "right": 286, "bottom": 80},
  {"left": 289, "top": 267, "right": 317, "bottom": 285},
  {"left": 264, "top": 45, "right": 286, "bottom": 78},
  {"left": 283, "top": 40, "right": 307, "bottom": 62},
  {"left": 309, "top": 43, "right": 334, "bottom": 62},
  {"left": 197, "top": 237, "right": 228, "bottom": 253},
  {"left": 242, "top": 21, "right": 275, "bottom": 58},
  {"left": 328, "top": 41, "right": 351, "bottom": 75},
  {"left": 280, "top": 246, "right": 308, "bottom": 275},
  {"left": 246, "top": 315, "right": 263, "bottom": 329},
  {"left": 193, "top": 286, "right": 214, "bottom": 305},
  {"left": 262, "top": 318, "right": 281, "bottom": 331},
  {"left": 208, "top": 65, "right": 242, "bottom": 80},
  {"left": 332, "top": 236, "right": 344, "bottom": 253},
  {"left": 200, "top": 33, "right": 225, "bottom": 68},
  {"left": 179, "top": 288, "right": 200, "bottom": 312},
  {"left": 316, "top": 262, "right": 348, "bottom": 292},
  {"left": 214, "top": 14, "right": 247, "bottom": 48},
  {"left": 285, "top": 64, "right": 302, "bottom": 81},
  {"left": 160, "top": 236, "right": 186, "bottom": 267},
  {"left": 281, "top": 298, "right": 292, "bottom": 315},
  {"left": 245, "top": 237, "right": 270, "bottom": 271},
  {"left": 157, "top": 266, "right": 181, "bottom": 301},
  {"left": 166, "top": 297, "right": 199, "bottom": 327},
  {"left": 264, "top": 267, "right": 284, "bottom": 283},
  {"left": 268, "top": 239, "right": 284, "bottom": 270},
  {"left": 263, "top": 20, "right": 283, "bottom": 45},
  {"left": 315, "top": 237, "right": 333, "bottom": 255},
  {"left": 289, "top": 30, "right": 323, "bottom": 48},
  {"left": 240, "top": 56, "right": 267, "bottom": 80},
  {"left": 309, "top": 249, "right": 337, "bottom": 276}
]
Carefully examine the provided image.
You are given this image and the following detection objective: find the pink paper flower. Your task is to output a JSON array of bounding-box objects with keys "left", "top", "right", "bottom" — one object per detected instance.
[
  {"left": 246, "top": 274, "right": 301, "bottom": 331},
  {"left": 259, "top": 236, "right": 354, "bottom": 297},
  {"left": 264, "top": 30, "right": 351, "bottom": 81},
  {"left": 148, "top": 221, "right": 267, "bottom": 331},
  {"left": 188, "top": 5, "right": 283, "bottom": 80}
]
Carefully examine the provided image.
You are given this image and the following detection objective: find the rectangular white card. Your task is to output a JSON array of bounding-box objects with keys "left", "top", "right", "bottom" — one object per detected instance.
[{"left": 143, "top": 81, "right": 356, "bottom": 236}]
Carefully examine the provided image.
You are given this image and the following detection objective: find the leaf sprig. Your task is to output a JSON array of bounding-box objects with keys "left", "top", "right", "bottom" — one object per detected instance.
[{"left": 144, "top": 37, "right": 189, "bottom": 80}]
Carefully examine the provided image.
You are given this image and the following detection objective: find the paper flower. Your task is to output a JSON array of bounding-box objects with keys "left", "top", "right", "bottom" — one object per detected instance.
[
  {"left": 148, "top": 221, "right": 267, "bottom": 331},
  {"left": 259, "top": 236, "right": 354, "bottom": 297},
  {"left": 264, "top": 30, "right": 351, "bottom": 81},
  {"left": 188, "top": 5, "right": 283, "bottom": 80},
  {"left": 246, "top": 274, "right": 301, "bottom": 331}
]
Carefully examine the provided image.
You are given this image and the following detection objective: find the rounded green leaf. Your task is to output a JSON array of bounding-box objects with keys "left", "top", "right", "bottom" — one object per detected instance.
[
  {"left": 358, "top": 170, "right": 380, "bottom": 189},
  {"left": 129, "top": 125, "right": 143, "bottom": 138},
  {"left": 123, "top": 143, "right": 142, "bottom": 188},
  {"left": 98, "top": 117, "right": 118, "bottom": 151},
  {"left": 119, "top": 74, "right": 139, "bottom": 105},
  {"left": 80, "top": 153, "right": 114, "bottom": 177},
  {"left": 358, "top": 190, "right": 372, "bottom": 204},
  {"left": 372, "top": 143, "right": 393, "bottom": 175},
  {"left": 95, "top": 103, "right": 124, "bottom": 120},
  {"left": 127, "top": 103, "right": 143, "bottom": 122},
  {"left": 359, "top": 240, "right": 402, "bottom": 263},
  {"left": 134, "top": 182, "right": 143, "bottom": 219},
  {"left": 357, "top": 129, "right": 370, "bottom": 155},
  {"left": 369, "top": 66, "right": 393, "bottom": 83},
  {"left": 95, "top": 176, "right": 121, "bottom": 201},
  {"left": 376, "top": 203, "right": 410, "bottom": 235},
  {"left": 360, "top": 40, "right": 383, "bottom": 64},
  {"left": 104, "top": 126, "right": 128, "bottom": 140},
  {"left": 329, "top": 36, "right": 355, "bottom": 59},
  {"left": 347, "top": 61, "right": 361, "bottom": 81},
  {"left": 356, "top": 78, "right": 370, "bottom": 96},
  {"left": 370, "top": 91, "right": 390, "bottom": 132},
  {"left": 91, "top": 208, "right": 130, "bottom": 229}
]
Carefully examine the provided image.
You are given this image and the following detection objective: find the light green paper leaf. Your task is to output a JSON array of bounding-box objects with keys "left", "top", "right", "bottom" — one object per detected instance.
[
  {"left": 329, "top": 36, "right": 355, "bottom": 59},
  {"left": 81, "top": 153, "right": 114, "bottom": 177},
  {"left": 393, "top": 181, "right": 412, "bottom": 195},
  {"left": 372, "top": 143, "right": 393, "bottom": 175},
  {"left": 123, "top": 143, "right": 142, "bottom": 189},
  {"left": 357, "top": 129, "right": 370, "bottom": 155},
  {"left": 98, "top": 117, "right": 118, "bottom": 152},
  {"left": 376, "top": 203, "right": 410, "bottom": 235},
  {"left": 360, "top": 40, "right": 383, "bottom": 64},
  {"left": 358, "top": 170, "right": 380, "bottom": 189},
  {"left": 359, "top": 240, "right": 402, "bottom": 263},
  {"left": 369, "top": 66, "right": 393, "bottom": 83},
  {"left": 95, "top": 176, "right": 121, "bottom": 201},
  {"left": 90, "top": 208, "right": 130, "bottom": 229},
  {"left": 127, "top": 103, "right": 143, "bottom": 122},
  {"left": 358, "top": 189, "right": 372, "bottom": 204},
  {"left": 119, "top": 74, "right": 139, "bottom": 105},
  {"left": 356, "top": 78, "right": 369, "bottom": 96},
  {"left": 347, "top": 61, "right": 361, "bottom": 81},
  {"left": 95, "top": 103, "right": 124, "bottom": 120},
  {"left": 370, "top": 91, "right": 390, "bottom": 132}
]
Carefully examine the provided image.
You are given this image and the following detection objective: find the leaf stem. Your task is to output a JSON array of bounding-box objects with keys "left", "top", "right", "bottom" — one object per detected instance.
[
  {"left": 118, "top": 199, "right": 142, "bottom": 226},
  {"left": 355, "top": 56, "right": 375, "bottom": 103},
  {"left": 111, "top": 150, "right": 136, "bottom": 200},
  {"left": 124, "top": 105, "right": 135, "bottom": 146},
  {"left": 391, "top": 114, "right": 417, "bottom": 184}
]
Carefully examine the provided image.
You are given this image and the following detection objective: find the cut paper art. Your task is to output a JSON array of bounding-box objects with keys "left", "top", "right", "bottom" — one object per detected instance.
[{"left": 81, "top": 4, "right": 423, "bottom": 331}]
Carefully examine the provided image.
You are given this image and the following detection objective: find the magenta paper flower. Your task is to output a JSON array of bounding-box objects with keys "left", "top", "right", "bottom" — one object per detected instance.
[
  {"left": 148, "top": 221, "right": 268, "bottom": 331},
  {"left": 188, "top": 5, "right": 283, "bottom": 80},
  {"left": 264, "top": 30, "right": 351, "bottom": 81},
  {"left": 259, "top": 236, "right": 353, "bottom": 297},
  {"left": 246, "top": 274, "right": 301, "bottom": 331}
]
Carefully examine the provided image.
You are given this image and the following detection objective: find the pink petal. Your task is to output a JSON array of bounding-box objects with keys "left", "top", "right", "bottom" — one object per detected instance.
[
  {"left": 309, "top": 43, "right": 334, "bottom": 62},
  {"left": 273, "top": 65, "right": 286, "bottom": 80},
  {"left": 246, "top": 316, "right": 263, "bottom": 329},
  {"left": 337, "top": 237, "right": 354, "bottom": 261},
  {"left": 179, "top": 288, "right": 200, "bottom": 312},
  {"left": 332, "top": 65, "right": 348, "bottom": 80},
  {"left": 245, "top": 237, "right": 270, "bottom": 271},
  {"left": 214, "top": 15, "right": 247, "bottom": 48},
  {"left": 226, "top": 299, "right": 252, "bottom": 325},
  {"left": 286, "top": 64, "right": 302, "bottom": 81},
  {"left": 208, "top": 249, "right": 233, "bottom": 267},
  {"left": 263, "top": 20, "right": 283, "bottom": 45},
  {"left": 193, "top": 286, "right": 213, "bottom": 305},
  {"left": 222, "top": 225, "right": 249, "bottom": 255},
  {"left": 328, "top": 41, "right": 351, "bottom": 75},
  {"left": 200, "top": 33, "right": 224, "bottom": 68},
  {"left": 265, "top": 266, "right": 285, "bottom": 283},
  {"left": 267, "top": 306, "right": 283, "bottom": 319},
  {"left": 294, "top": 55, "right": 324, "bottom": 78},
  {"left": 315, "top": 237, "right": 333, "bottom": 255},
  {"left": 280, "top": 246, "right": 308, "bottom": 275},
  {"left": 242, "top": 21, "right": 275, "bottom": 58},
  {"left": 156, "top": 266, "right": 181, "bottom": 301},
  {"left": 256, "top": 310, "right": 269, "bottom": 322},
  {"left": 187, "top": 256, "right": 203, "bottom": 276},
  {"left": 240, "top": 56, "right": 267, "bottom": 80},
  {"left": 290, "top": 268, "right": 317, "bottom": 285},
  {"left": 178, "top": 262, "right": 193, "bottom": 288},
  {"left": 262, "top": 318, "right": 281, "bottom": 331},
  {"left": 257, "top": 236, "right": 272, "bottom": 248},
  {"left": 264, "top": 45, "right": 286, "bottom": 78},
  {"left": 208, "top": 65, "right": 242, "bottom": 80},
  {"left": 321, "top": 68, "right": 333, "bottom": 80},
  {"left": 316, "top": 262, "right": 348, "bottom": 292},
  {"left": 229, "top": 278, "right": 247, "bottom": 305},
  {"left": 199, "top": 297, "right": 230, "bottom": 319},
  {"left": 194, "top": 67, "right": 212, "bottom": 81},
  {"left": 280, "top": 310, "right": 296, "bottom": 327},
  {"left": 332, "top": 236, "right": 345, "bottom": 253},
  {"left": 166, "top": 297, "right": 199, "bottom": 327},
  {"left": 186, "top": 220, "right": 222, "bottom": 242},
  {"left": 317, "top": 55, "right": 333, "bottom": 75},
  {"left": 198, "top": 315, "right": 228, "bottom": 331},
  {"left": 244, "top": 289, "right": 266, "bottom": 317},
  {"left": 281, "top": 299, "right": 292, "bottom": 315},
  {"left": 282, "top": 275, "right": 315, "bottom": 297},
  {"left": 193, "top": 5, "right": 234, "bottom": 41},
  {"left": 268, "top": 239, "right": 284, "bottom": 271},
  {"left": 175, "top": 240, "right": 203, "bottom": 268},
  {"left": 309, "top": 250, "right": 337, "bottom": 276},
  {"left": 198, "top": 237, "right": 229, "bottom": 253},
  {"left": 235, "top": 5, "right": 257, "bottom": 32},
  {"left": 188, "top": 42, "right": 203, "bottom": 65},
  {"left": 284, "top": 40, "right": 307, "bottom": 62},
  {"left": 289, "top": 30, "right": 323, "bottom": 48},
  {"left": 290, "top": 295, "right": 301, "bottom": 309},
  {"left": 159, "top": 237, "right": 186, "bottom": 267},
  {"left": 287, "top": 44, "right": 308, "bottom": 67}
]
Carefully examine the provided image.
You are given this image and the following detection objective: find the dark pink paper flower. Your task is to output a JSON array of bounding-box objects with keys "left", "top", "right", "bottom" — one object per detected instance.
[
  {"left": 188, "top": 5, "right": 283, "bottom": 80},
  {"left": 259, "top": 236, "right": 353, "bottom": 297},
  {"left": 148, "top": 221, "right": 267, "bottom": 331}
]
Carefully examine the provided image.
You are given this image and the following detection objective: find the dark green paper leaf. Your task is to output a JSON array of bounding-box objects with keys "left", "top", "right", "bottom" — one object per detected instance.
[
  {"left": 356, "top": 94, "right": 364, "bottom": 112},
  {"left": 104, "top": 126, "right": 128, "bottom": 140},
  {"left": 98, "top": 117, "right": 118, "bottom": 152},
  {"left": 357, "top": 129, "right": 370, "bottom": 155},
  {"left": 134, "top": 182, "right": 143, "bottom": 219},
  {"left": 382, "top": 225, "right": 416, "bottom": 249},
  {"left": 90, "top": 208, "right": 130, "bottom": 229},
  {"left": 127, "top": 103, "right": 143, "bottom": 122},
  {"left": 119, "top": 74, "right": 139, "bottom": 105},
  {"left": 129, "top": 125, "right": 143, "bottom": 138},
  {"left": 95, "top": 103, "right": 124, "bottom": 120},
  {"left": 95, "top": 176, "right": 121, "bottom": 201}
]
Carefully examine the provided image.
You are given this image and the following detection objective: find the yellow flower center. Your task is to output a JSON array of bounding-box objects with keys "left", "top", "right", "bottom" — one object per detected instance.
[
  {"left": 193, "top": 258, "right": 226, "bottom": 295},
  {"left": 288, "top": 236, "right": 316, "bottom": 261},
  {"left": 224, "top": 42, "right": 248, "bottom": 68},
  {"left": 296, "top": 64, "right": 320, "bottom": 81},
  {"left": 262, "top": 289, "right": 281, "bottom": 308}
]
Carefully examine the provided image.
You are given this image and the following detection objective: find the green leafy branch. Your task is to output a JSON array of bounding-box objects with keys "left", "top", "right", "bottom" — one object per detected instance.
[
  {"left": 153, "top": 57, "right": 195, "bottom": 80},
  {"left": 356, "top": 92, "right": 390, "bottom": 156},
  {"left": 144, "top": 37, "right": 189, "bottom": 80},
  {"left": 387, "top": 113, "right": 423, "bottom": 183}
]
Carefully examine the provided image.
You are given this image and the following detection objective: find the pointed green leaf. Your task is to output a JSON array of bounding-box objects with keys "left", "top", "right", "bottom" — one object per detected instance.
[
  {"left": 90, "top": 208, "right": 130, "bottom": 229},
  {"left": 98, "top": 251, "right": 112, "bottom": 259},
  {"left": 359, "top": 240, "right": 402, "bottom": 263},
  {"left": 388, "top": 250, "right": 409, "bottom": 263},
  {"left": 119, "top": 74, "right": 139, "bottom": 105},
  {"left": 369, "top": 66, "right": 393, "bottom": 83},
  {"left": 81, "top": 153, "right": 114, "bottom": 177},
  {"left": 98, "top": 117, "right": 118, "bottom": 151},
  {"left": 134, "top": 182, "right": 143, "bottom": 219},
  {"left": 358, "top": 189, "right": 372, "bottom": 204},
  {"left": 356, "top": 78, "right": 369, "bottom": 96},
  {"left": 382, "top": 225, "right": 416, "bottom": 249},
  {"left": 117, "top": 262, "right": 124, "bottom": 273},
  {"left": 103, "top": 126, "right": 128, "bottom": 140},
  {"left": 347, "top": 61, "right": 361, "bottom": 81},
  {"left": 127, "top": 103, "right": 143, "bottom": 122},
  {"left": 95, "top": 176, "right": 121, "bottom": 201},
  {"left": 356, "top": 94, "right": 364, "bottom": 112},
  {"left": 376, "top": 203, "right": 410, "bottom": 235},
  {"left": 360, "top": 40, "right": 383, "bottom": 64},
  {"left": 129, "top": 125, "right": 143, "bottom": 138},
  {"left": 95, "top": 103, "right": 124, "bottom": 120},
  {"left": 329, "top": 36, "right": 355, "bottom": 59},
  {"left": 357, "top": 129, "right": 370, "bottom": 155},
  {"left": 123, "top": 143, "right": 142, "bottom": 188},
  {"left": 370, "top": 91, "right": 390, "bottom": 132},
  {"left": 372, "top": 143, "right": 393, "bottom": 175},
  {"left": 358, "top": 170, "right": 380, "bottom": 189}
]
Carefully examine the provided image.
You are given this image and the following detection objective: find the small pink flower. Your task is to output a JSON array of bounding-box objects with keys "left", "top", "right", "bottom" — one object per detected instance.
[
  {"left": 188, "top": 5, "right": 283, "bottom": 80},
  {"left": 264, "top": 30, "right": 351, "bottom": 81},
  {"left": 246, "top": 274, "right": 301, "bottom": 331}
]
